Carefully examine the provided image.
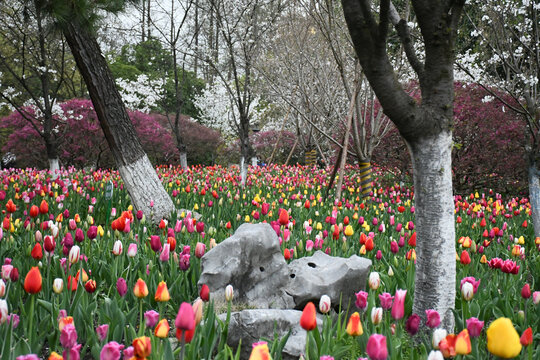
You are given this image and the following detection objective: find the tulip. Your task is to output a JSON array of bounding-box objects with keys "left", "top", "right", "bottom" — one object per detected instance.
[
  {"left": 368, "top": 272, "right": 380, "bottom": 290},
  {"left": 127, "top": 243, "right": 137, "bottom": 258},
  {"left": 154, "top": 319, "right": 170, "bottom": 338},
  {"left": 466, "top": 317, "right": 484, "bottom": 338},
  {"left": 0, "top": 279, "right": 5, "bottom": 297},
  {"left": 455, "top": 329, "right": 471, "bottom": 355},
  {"left": 132, "top": 336, "right": 151, "bottom": 358},
  {"left": 405, "top": 314, "right": 421, "bottom": 335},
  {"left": 425, "top": 309, "right": 440, "bottom": 328},
  {"left": 175, "top": 302, "right": 195, "bottom": 331},
  {"left": 48, "top": 352, "right": 63, "bottom": 360},
  {"left": 366, "top": 334, "right": 387, "bottom": 360},
  {"left": 439, "top": 334, "right": 456, "bottom": 358},
  {"left": 461, "top": 282, "right": 474, "bottom": 301},
  {"left": 520, "top": 327, "right": 533, "bottom": 346},
  {"left": 150, "top": 235, "right": 162, "bottom": 252},
  {"left": 159, "top": 243, "right": 170, "bottom": 262},
  {"left": 1, "top": 264, "right": 12, "bottom": 281},
  {"left": 346, "top": 312, "right": 363, "bottom": 336},
  {"left": 371, "top": 307, "right": 383, "bottom": 325},
  {"left": 521, "top": 283, "right": 531, "bottom": 299},
  {"left": 24, "top": 267, "right": 42, "bottom": 294},
  {"left": 60, "top": 324, "right": 78, "bottom": 349},
  {"left": 195, "top": 242, "right": 206, "bottom": 258},
  {"left": 355, "top": 290, "right": 368, "bottom": 310},
  {"left": 17, "top": 355, "right": 39, "bottom": 360},
  {"left": 68, "top": 245, "right": 80, "bottom": 264},
  {"left": 427, "top": 350, "right": 444, "bottom": 360},
  {"left": 379, "top": 292, "right": 393, "bottom": 310},
  {"left": 155, "top": 281, "right": 170, "bottom": 302},
  {"left": 44, "top": 235, "right": 55, "bottom": 253},
  {"left": 225, "top": 284, "right": 234, "bottom": 301},
  {"left": 116, "top": 277, "right": 127, "bottom": 297},
  {"left": 133, "top": 278, "right": 148, "bottom": 298},
  {"left": 300, "top": 302, "right": 317, "bottom": 331},
  {"left": 533, "top": 291, "right": 540, "bottom": 305},
  {"left": 112, "top": 240, "right": 122, "bottom": 256},
  {"left": 319, "top": 294, "right": 331, "bottom": 314},
  {"left": 278, "top": 208, "right": 289, "bottom": 225},
  {"left": 460, "top": 250, "right": 471, "bottom": 265},
  {"left": 58, "top": 315, "right": 73, "bottom": 331},
  {"left": 84, "top": 280, "right": 97, "bottom": 293},
  {"left": 391, "top": 289, "right": 406, "bottom": 320},
  {"left": 75, "top": 228, "right": 84, "bottom": 243},
  {"left": 249, "top": 341, "right": 271, "bottom": 360},
  {"left": 100, "top": 341, "right": 124, "bottom": 360},
  {"left": 0, "top": 299, "right": 8, "bottom": 324},
  {"left": 30, "top": 205, "right": 39, "bottom": 218},
  {"left": 39, "top": 200, "right": 49, "bottom": 214},
  {"left": 122, "top": 346, "right": 134, "bottom": 359},
  {"left": 87, "top": 226, "right": 97, "bottom": 240},
  {"left": 460, "top": 277, "right": 480, "bottom": 294},
  {"left": 200, "top": 284, "right": 210, "bottom": 302},
  {"left": 31, "top": 243, "right": 43, "bottom": 260},
  {"left": 432, "top": 328, "right": 447, "bottom": 349},
  {"left": 144, "top": 310, "right": 159, "bottom": 328},
  {"left": 96, "top": 324, "right": 109, "bottom": 342},
  {"left": 486, "top": 317, "right": 522, "bottom": 358},
  {"left": 192, "top": 298, "right": 203, "bottom": 325}
]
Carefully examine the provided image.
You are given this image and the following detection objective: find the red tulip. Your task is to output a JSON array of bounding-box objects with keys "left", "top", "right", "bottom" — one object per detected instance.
[
  {"left": 23, "top": 267, "right": 42, "bottom": 294},
  {"left": 200, "top": 284, "right": 210, "bottom": 302},
  {"left": 278, "top": 209, "right": 289, "bottom": 226},
  {"left": 29, "top": 205, "right": 39, "bottom": 218},
  {"left": 175, "top": 302, "right": 195, "bottom": 331},
  {"left": 31, "top": 243, "right": 43, "bottom": 260},
  {"left": 520, "top": 327, "right": 533, "bottom": 346},
  {"left": 39, "top": 200, "right": 49, "bottom": 214},
  {"left": 300, "top": 302, "right": 317, "bottom": 331}
]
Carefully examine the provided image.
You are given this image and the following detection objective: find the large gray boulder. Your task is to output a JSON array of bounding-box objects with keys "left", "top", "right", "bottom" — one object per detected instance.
[
  {"left": 219, "top": 309, "right": 323, "bottom": 360},
  {"left": 286, "top": 250, "right": 372, "bottom": 310},
  {"left": 198, "top": 223, "right": 295, "bottom": 308}
]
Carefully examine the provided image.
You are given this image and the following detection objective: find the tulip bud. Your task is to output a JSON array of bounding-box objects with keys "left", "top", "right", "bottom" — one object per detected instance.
[
  {"left": 112, "top": 240, "right": 123, "bottom": 256},
  {"left": 0, "top": 279, "right": 5, "bottom": 297},
  {"left": 533, "top": 291, "right": 540, "bottom": 305},
  {"left": 371, "top": 307, "right": 383, "bottom": 325},
  {"left": 225, "top": 284, "right": 234, "bottom": 302},
  {"left": 68, "top": 245, "right": 80, "bottom": 264},
  {"left": 427, "top": 350, "right": 444, "bottom": 360},
  {"left": 521, "top": 283, "right": 531, "bottom": 299},
  {"left": 127, "top": 243, "right": 137, "bottom": 258},
  {"left": 368, "top": 272, "right": 380, "bottom": 290}
]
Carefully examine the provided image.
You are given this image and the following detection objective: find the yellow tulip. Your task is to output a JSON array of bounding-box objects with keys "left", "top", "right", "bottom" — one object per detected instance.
[{"left": 486, "top": 318, "right": 522, "bottom": 358}]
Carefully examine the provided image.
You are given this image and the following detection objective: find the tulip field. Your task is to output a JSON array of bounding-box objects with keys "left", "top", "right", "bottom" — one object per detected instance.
[{"left": 0, "top": 164, "right": 538, "bottom": 360}]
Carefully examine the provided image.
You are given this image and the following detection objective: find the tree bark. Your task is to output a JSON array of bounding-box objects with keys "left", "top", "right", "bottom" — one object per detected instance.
[
  {"left": 529, "top": 161, "right": 540, "bottom": 237},
  {"left": 62, "top": 20, "right": 174, "bottom": 223},
  {"left": 408, "top": 131, "right": 456, "bottom": 330}
]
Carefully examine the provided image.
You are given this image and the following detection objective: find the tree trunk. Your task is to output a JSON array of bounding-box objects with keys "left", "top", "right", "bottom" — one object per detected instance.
[
  {"left": 251, "top": 156, "right": 258, "bottom": 167},
  {"left": 62, "top": 21, "right": 174, "bottom": 223},
  {"left": 529, "top": 161, "right": 540, "bottom": 237},
  {"left": 409, "top": 131, "right": 456, "bottom": 330},
  {"left": 179, "top": 152, "right": 188, "bottom": 170},
  {"left": 240, "top": 156, "right": 247, "bottom": 186}
]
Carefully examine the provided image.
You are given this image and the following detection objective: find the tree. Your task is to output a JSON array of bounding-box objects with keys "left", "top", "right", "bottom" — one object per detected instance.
[
  {"left": 456, "top": 0, "right": 540, "bottom": 234},
  {"left": 341, "top": 0, "right": 465, "bottom": 329},
  {"left": 47, "top": 0, "right": 175, "bottom": 222},
  {"left": 194, "top": 0, "right": 285, "bottom": 185},
  {"left": 0, "top": 0, "right": 82, "bottom": 173}
]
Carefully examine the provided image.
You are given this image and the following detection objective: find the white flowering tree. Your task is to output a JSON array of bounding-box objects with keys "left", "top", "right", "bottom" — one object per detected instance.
[
  {"left": 116, "top": 74, "right": 165, "bottom": 113},
  {"left": 457, "top": 0, "right": 540, "bottom": 234},
  {"left": 0, "top": 0, "right": 78, "bottom": 173}
]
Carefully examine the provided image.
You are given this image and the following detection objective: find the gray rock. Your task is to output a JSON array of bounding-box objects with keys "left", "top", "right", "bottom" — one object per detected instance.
[
  {"left": 219, "top": 309, "right": 323, "bottom": 360},
  {"left": 198, "top": 223, "right": 295, "bottom": 308},
  {"left": 286, "top": 250, "right": 371, "bottom": 310}
]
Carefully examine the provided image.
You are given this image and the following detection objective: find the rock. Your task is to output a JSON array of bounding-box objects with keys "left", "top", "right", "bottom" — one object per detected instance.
[
  {"left": 219, "top": 309, "right": 323, "bottom": 360},
  {"left": 286, "top": 250, "right": 371, "bottom": 310},
  {"left": 198, "top": 223, "right": 294, "bottom": 308}
]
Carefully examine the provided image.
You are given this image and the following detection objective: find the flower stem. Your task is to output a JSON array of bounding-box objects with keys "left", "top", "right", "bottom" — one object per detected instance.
[{"left": 27, "top": 294, "right": 36, "bottom": 351}]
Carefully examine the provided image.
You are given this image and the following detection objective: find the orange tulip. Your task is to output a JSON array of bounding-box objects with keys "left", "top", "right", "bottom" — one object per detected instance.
[
  {"left": 132, "top": 336, "right": 151, "bottom": 358},
  {"left": 155, "top": 281, "right": 170, "bottom": 302},
  {"left": 6, "top": 199, "right": 16, "bottom": 213},
  {"left": 300, "top": 302, "right": 317, "bottom": 331},
  {"left": 346, "top": 312, "right": 363, "bottom": 336},
  {"left": 59, "top": 316, "right": 74, "bottom": 331},
  {"left": 439, "top": 334, "right": 457, "bottom": 358},
  {"left": 48, "top": 352, "right": 63, "bottom": 360},
  {"left": 455, "top": 329, "right": 471, "bottom": 355},
  {"left": 23, "top": 267, "right": 42, "bottom": 294},
  {"left": 133, "top": 278, "right": 149, "bottom": 298},
  {"left": 154, "top": 319, "right": 170, "bottom": 338}
]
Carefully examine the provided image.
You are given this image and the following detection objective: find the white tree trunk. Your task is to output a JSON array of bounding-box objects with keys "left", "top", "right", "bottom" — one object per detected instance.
[
  {"left": 251, "top": 156, "right": 258, "bottom": 167},
  {"left": 180, "top": 152, "right": 188, "bottom": 171},
  {"left": 49, "top": 158, "right": 60, "bottom": 178},
  {"left": 118, "top": 155, "right": 175, "bottom": 223},
  {"left": 240, "top": 156, "right": 247, "bottom": 187},
  {"left": 529, "top": 164, "right": 540, "bottom": 237},
  {"left": 409, "top": 131, "right": 456, "bottom": 330}
]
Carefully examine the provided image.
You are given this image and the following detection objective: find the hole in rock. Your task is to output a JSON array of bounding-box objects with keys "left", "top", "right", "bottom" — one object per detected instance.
[
  {"left": 259, "top": 267, "right": 265, "bottom": 272},
  {"left": 290, "top": 274, "right": 296, "bottom": 278},
  {"left": 307, "top": 262, "right": 316, "bottom": 268}
]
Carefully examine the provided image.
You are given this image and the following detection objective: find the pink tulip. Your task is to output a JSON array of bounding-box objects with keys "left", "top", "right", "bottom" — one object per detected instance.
[
  {"left": 355, "top": 291, "right": 368, "bottom": 310},
  {"left": 175, "top": 302, "right": 195, "bottom": 331},
  {"left": 379, "top": 293, "right": 393, "bottom": 310},
  {"left": 466, "top": 317, "right": 484, "bottom": 338},
  {"left": 195, "top": 242, "right": 206, "bottom": 258},
  {"left": 60, "top": 324, "right": 78, "bottom": 349},
  {"left": 100, "top": 341, "right": 124, "bottom": 360},
  {"left": 366, "top": 334, "right": 388, "bottom": 360},
  {"left": 96, "top": 324, "right": 109, "bottom": 342},
  {"left": 391, "top": 289, "right": 407, "bottom": 320},
  {"left": 425, "top": 309, "right": 441, "bottom": 328},
  {"left": 144, "top": 310, "right": 159, "bottom": 328},
  {"left": 159, "top": 243, "right": 170, "bottom": 262},
  {"left": 150, "top": 235, "right": 162, "bottom": 253}
]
